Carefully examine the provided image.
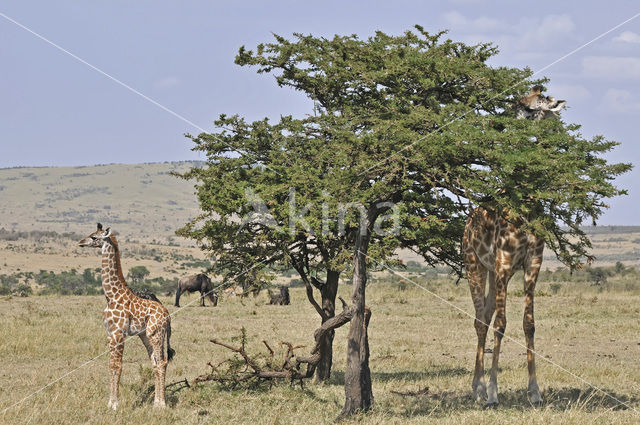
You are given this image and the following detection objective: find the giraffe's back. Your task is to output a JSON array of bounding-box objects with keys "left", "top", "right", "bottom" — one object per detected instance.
[
  {"left": 464, "top": 208, "right": 544, "bottom": 272},
  {"left": 118, "top": 296, "right": 170, "bottom": 336}
]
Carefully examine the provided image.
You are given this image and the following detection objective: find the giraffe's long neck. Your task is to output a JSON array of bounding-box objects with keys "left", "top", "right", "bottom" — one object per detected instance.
[{"left": 101, "top": 237, "right": 133, "bottom": 301}]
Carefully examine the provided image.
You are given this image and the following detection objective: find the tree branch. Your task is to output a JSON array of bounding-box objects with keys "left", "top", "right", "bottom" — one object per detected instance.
[{"left": 191, "top": 297, "right": 359, "bottom": 387}]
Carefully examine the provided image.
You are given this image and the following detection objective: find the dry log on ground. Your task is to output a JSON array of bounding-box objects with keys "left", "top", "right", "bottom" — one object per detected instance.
[{"left": 192, "top": 297, "right": 367, "bottom": 388}]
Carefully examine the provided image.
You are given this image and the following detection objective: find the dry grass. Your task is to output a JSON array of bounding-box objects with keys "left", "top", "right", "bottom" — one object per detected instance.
[
  {"left": 1, "top": 280, "right": 638, "bottom": 424},
  {"left": 0, "top": 236, "right": 208, "bottom": 280},
  {"left": 2, "top": 163, "right": 639, "bottom": 423}
]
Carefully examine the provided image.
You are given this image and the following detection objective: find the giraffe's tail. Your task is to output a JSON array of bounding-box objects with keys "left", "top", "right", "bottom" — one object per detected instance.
[{"left": 167, "top": 317, "right": 175, "bottom": 361}]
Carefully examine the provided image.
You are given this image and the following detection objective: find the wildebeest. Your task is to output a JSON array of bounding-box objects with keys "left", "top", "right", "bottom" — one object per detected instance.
[
  {"left": 175, "top": 274, "right": 218, "bottom": 307},
  {"left": 269, "top": 286, "right": 290, "bottom": 305}
]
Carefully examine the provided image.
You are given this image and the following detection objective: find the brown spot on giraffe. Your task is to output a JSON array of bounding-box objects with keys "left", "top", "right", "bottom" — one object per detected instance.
[
  {"left": 463, "top": 89, "right": 566, "bottom": 407},
  {"left": 79, "top": 223, "right": 175, "bottom": 410}
]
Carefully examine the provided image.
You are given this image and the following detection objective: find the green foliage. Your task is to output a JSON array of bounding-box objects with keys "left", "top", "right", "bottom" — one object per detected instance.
[
  {"left": 0, "top": 272, "right": 37, "bottom": 296},
  {"left": 586, "top": 267, "right": 610, "bottom": 286},
  {"left": 0, "top": 266, "right": 177, "bottom": 297},
  {"left": 178, "top": 25, "right": 630, "bottom": 286},
  {"left": 36, "top": 268, "right": 102, "bottom": 296},
  {"left": 15, "top": 283, "right": 32, "bottom": 297},
  {"left": 129, "top": 276, "right": 177, "bottom": 294},
  {"left": 179, "top": 259, "right": 213, "bottom": 270},
  {"left": 0, "top": 275, "right": 16, "bottom": 295},
  {"left": 540, "top": 264, "right": 640, "bottom": 285},
  {"left": 127, "top": 266, "right": 150, "bottom": 284}
]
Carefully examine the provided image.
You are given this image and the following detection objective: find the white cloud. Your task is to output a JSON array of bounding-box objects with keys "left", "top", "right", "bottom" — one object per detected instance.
[
  {"left": 443, "top": 11, "right": 502, "bottom": 32},
  {"left": 448, "top": 0, "right": 485, "bottom": 4},
  {"left": 442, "top": 11, "right": 576, "bottom": 52},
  {"left": 443, "top": 11, "right": 467, "bottom": 27},
  {"left": 547, "top": 84, "right": 591, "bottom": 101},
  {"left": 539, "top": 14, "right": 575, "bottom": 34},
  {"left": 154, "top": 76, "right": 181, "bottom": 89},
  {"left": 602, "top": 89, "right": 640, "bottom": 113},
  {"left": 516, "top": 14, "right": 575, "bottom": 47},
  {"left": 613, "top": 31, "right": 640, "bottom": 44},
  {"left": 583, "top": 56, "right": 640, "bottom": 80}
]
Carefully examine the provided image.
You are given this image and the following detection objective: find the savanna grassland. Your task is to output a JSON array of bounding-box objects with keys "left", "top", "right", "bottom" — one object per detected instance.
[
  {"left": 1, "top": 163, "right": 640, "bottom": 424},
  {"left": 1, "top": 280, "right": 639, "bottom": 424},
  {"left": 0, "top": 162, "right": 201, "bottom": 244}
]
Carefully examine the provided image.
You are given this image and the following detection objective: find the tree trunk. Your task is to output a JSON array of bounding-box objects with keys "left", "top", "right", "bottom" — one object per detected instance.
[
  {"left": 339, "top": 219, "right": 374, "bottom": 419},
  {"left": 315, "top": 269, "right": 339, "bottom": 382}
]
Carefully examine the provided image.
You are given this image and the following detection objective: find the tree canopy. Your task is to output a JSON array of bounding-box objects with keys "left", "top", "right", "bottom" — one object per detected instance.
[
  {"left": 180, "top": 26, "right": 628, "bottom": 272},
  {"left": 177, "top": 26, "right": 630, "bottom": 416},
  {"left": 127, "top": 265, "right": 150, "bottom": 285}
]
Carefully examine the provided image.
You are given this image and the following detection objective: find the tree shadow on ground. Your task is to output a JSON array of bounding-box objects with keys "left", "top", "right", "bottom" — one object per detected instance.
[
  {"left": 329, "top": 366, "right": 468, "bottom": 386},
  {"left": 373, "top": 367, "right": 469, "bottom": 383},
  {"left": 386, "top": 386, "right": 638, "bottom": 418}
]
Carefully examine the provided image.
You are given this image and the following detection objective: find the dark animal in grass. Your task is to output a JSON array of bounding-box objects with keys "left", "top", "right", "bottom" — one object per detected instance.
[
  {"left": 269, "top": 286, "right": 290, "bottom": 305},
  {"left": 175, "top": 274, "right": 218, "bottom": 307},
  {"left": 133, "top": 289, "right": 160, "bottom": 303}
]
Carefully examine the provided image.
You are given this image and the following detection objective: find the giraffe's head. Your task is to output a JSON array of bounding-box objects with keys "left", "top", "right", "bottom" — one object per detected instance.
[
  {"left": 515, "top": 86, "right": 566, "bottom": 120},
  {"left": 78, "top": 223, "right": 112, "bottom": 248}
]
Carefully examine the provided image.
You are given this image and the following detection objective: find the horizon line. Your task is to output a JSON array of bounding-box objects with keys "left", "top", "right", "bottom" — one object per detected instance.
[{"left": 0, "top": 159, "right": 206, "bottom": 171}]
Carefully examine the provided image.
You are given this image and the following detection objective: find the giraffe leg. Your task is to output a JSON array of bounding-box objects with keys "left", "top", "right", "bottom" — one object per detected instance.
[
  {"left": 479, "top": 272, "right": 497, "bottom": 402},
  {"left": 107, "top": 334, "right": 125, "bottom": 410},
  {"left": 524, "top": 255, "right": 543, "bottom": 405},
  {"left": 484, "top": 271, "right": 496, "bottom": 326},
  {"left": 466, "top": 252, "right": 489, "bottom": 402},
  {"left": 487, "top": 266, "right": 512, "bottom": 407},
  {"left": 139, "top": 333, "right": 153, "bottom": 358},
  {"left": 148, "top": 328, "right": 168, "bottom": 408}
]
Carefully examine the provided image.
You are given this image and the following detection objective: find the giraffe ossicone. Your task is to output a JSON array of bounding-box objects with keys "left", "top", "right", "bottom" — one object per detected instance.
[
  {"left": 463, "top": 88, "right": 566, "bottom": 407},
  {"left": 79, "top": 223, "right": 175, "bottom": 410}
]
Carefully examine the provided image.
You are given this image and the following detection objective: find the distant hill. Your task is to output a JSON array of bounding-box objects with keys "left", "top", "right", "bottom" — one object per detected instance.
[
  {"left": 0, "top": 162, "right": 202, "bottom": 243},
  {"left": 1, "top": 161, "right": 639, "bottom": 268}
]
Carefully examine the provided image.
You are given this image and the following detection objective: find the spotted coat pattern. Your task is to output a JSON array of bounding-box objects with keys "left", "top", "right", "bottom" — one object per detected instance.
[
  {"left": 462, "top": 88, "right": 566, "bottom": 406},
  {"left": 79, "top": 224, "right": 173, "bottom": 410}
]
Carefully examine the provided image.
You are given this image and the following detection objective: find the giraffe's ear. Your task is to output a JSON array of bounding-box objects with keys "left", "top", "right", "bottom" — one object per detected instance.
[
  {"left": 102, "top": 227, "right": 112, "bottom": 238},
  {"left": 548, "top": 100, "right": 566, "bottom": 112},
  {"left": 530, "top": 85, "right": 543, "bottom": 95},
  {"left": 97, "top": 223, "right": 103, "bottom": 230}
]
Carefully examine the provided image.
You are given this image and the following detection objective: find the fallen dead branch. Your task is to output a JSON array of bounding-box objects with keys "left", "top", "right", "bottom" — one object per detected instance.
[{"left": 192, "top": 297, "right": 367, "bottom": 389}]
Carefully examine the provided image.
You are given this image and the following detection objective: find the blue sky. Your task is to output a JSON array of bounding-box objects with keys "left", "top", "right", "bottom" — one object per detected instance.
[{"left": 1, "top": 1, "right": 639, "bottom": 224}]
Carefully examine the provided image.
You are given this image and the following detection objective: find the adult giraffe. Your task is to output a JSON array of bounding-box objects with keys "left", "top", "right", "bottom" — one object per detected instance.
[
  {"left": 463, "top": 87, "right": 566, "bottom": 407},
  {"left": 79, "top": 223, "right": 175, "bottom": 409}
]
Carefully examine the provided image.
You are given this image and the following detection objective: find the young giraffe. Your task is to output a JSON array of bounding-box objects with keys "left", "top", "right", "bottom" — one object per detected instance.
[
  {"left": 463, "top": 87, "right": 566, "bottom": 407},
  {"left": 79, "top": 223, "right": 175, "bottom": 409}
]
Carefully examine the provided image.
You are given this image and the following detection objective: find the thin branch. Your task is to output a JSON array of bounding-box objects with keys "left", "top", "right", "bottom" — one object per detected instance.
[{"left": 192, "top": 298, "right": 360, "bottom": 387}]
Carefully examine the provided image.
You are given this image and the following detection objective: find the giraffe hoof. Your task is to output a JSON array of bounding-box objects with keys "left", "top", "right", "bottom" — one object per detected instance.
[
  {"left": 483, "top": 401, "right": 499, "bottom": 409},
  {"left": 529, "top": 398, "right": 543, "bottom": 407},
  {"left": 528, "top": 388, "right": 543, "bottom": 406},
  {"left": 474, "top": 389, "right": 487, "bottom": 403}
]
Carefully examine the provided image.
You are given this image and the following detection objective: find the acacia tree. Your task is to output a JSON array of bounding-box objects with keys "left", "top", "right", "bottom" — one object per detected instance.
[
  {"left": 178, "top": 26, "right": 629, "bottom": 418},
  {"left": 127, "top": 265, "right": 150, "bottom": 285},
  {"left": 176, "top": 113, "right": 406, "bottom": 382}
]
